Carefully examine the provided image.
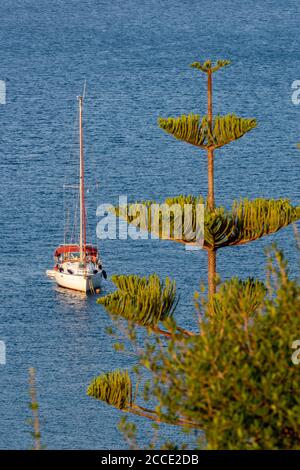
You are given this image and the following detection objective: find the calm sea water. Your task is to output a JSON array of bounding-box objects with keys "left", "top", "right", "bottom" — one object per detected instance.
[{"left": 0, "top": 0, "right": 299, "bottom": 449}]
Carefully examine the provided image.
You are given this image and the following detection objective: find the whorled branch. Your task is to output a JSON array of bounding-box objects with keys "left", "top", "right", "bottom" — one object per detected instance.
[
  {"left": 87, "top": 370, "right": 131, "bottom": 410},
  {"left": 113, "top": 196, "right": 300, "bottom": 250},
  {"left": 158, "top": 114, "right": 256, "bottom": 150},
  {"left": 228, "top": 198, "right": 300, "bottom": 246},
  {"left": 190, "top": 59, "right": 231, "bottom": 74},
  {"left": 87, "top": 369, "right": 200, "bottom": 428},
  {"left": 97, "top": 274, "right": 179, "bottom": 329}
]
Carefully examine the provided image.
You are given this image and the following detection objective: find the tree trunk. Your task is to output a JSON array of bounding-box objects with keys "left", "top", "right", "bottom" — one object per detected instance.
[
  {"left": 207, "top": 71, "right": 215, "bottom": 211},
  {"left": 207, "top": 70, "right": 216, "bottom": 296},
  {"left": 207, "top": 149, "right": 214, "bottom": 211},
  {"left": 207, "top": 70, "right": 213, "bottom": 123},
  {"left": 208, "top": 249, "right": 217, "bottom": 296}
]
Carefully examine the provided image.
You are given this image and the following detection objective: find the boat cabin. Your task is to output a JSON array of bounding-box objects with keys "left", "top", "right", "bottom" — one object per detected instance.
[{"left": 54, "top": 244, "right": 98, "bottom": 264}]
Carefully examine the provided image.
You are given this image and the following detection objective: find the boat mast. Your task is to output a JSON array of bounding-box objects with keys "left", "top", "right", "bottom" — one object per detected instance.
[{"left": 78, "top": 96, "right": 86, "bottom": 263}]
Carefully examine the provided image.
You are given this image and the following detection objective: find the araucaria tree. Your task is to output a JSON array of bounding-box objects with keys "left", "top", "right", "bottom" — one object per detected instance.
[{"left": 87, "top": 60, "right": 300, "bottom": 449}]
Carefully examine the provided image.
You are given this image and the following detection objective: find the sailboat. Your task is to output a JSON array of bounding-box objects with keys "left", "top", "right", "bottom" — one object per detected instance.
[{"left": 47, "top": 95, "right": 106, "bottom": 293}]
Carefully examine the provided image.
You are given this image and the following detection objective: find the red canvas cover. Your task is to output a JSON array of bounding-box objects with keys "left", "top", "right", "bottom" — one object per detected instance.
[{"left": 54, "top": 245, "right": 98, "bottom": 257}]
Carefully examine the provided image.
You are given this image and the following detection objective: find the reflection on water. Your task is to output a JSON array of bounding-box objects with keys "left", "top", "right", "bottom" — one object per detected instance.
[{"left": 54, "top": 284, "right": 102, "bottom": 307}]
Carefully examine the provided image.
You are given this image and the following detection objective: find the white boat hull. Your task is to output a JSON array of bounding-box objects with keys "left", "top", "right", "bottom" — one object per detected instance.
[
  {"left": 46, "top": 269, "right": 57, "bottom": 279},
  {"left": 54, "top": 271, "right": 103, "bottom": 293}
]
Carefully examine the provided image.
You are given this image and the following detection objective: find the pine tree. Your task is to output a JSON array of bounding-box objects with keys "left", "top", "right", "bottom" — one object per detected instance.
[
  {"left": 113, "top": 59, "right": 299, "bottom": 295},
  {"left": 87, "top": 60, "right": 300, "bottom": 446},
  {"left": 159, "top": 59, "right": 256, "bottom": 294}
]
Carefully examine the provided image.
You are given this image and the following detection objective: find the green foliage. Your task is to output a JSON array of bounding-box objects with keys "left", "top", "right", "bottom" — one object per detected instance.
[
  {"left": 230, "top": 198, "right": 300, "bottom": 245},
  {"left": 115, "top": 194, "right": 204, "bottom": 242},
  {"left": 87, "top": 370, "right": 131, "bottom": 410},
  {"left": 139, "top": 250, "right": 300, "bottom": 449},
  {"left": 28, "top": 367, "right": 42, "bottom": 451},
  {"left": 91, "top": 249, "right": 300, "bottom": 449},
  {"left": 206, "top": 198, "right": 300, "bottom": 249},
  {"left": 114, "top": 195, "right": 300, "bottom": 249},
  {"left": 91, "top": 57, "right": 300, "bottom": 449},
  {"left": 29, "top": 403, "right": 39, "bottom": 411},
  {"left": 97, "top": 274, "right": 178, "bottom": 327},
  {"left": 158, "top": 114, "right": 256, "bottom": 150},
  {"left": 190, "top": 59, "right": 231, "bottom": 73},
  {"left": 207, "top": 277, "right": 267, "bottom": 320},
  {"left": 118, "top": 416, "right": 138, "bottom": 450}
]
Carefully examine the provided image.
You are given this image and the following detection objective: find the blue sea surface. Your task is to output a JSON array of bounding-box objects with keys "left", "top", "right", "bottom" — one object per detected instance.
[{"left": 0, "top": 0, "right": 299, "bottom": 449}]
